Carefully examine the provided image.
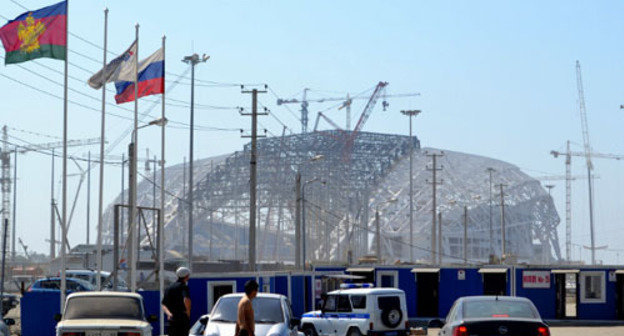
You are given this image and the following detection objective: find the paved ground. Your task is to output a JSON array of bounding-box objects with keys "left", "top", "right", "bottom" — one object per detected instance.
[{"left": 427, "top": 326, "right": 624, "bottom": 335}]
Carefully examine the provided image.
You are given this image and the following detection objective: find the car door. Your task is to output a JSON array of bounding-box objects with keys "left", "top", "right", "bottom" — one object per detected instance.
[
  {"left": 334, "top": 295, "right": 353, "bottom": 336},
  {"left": 316, "top": 295, "right": 338, "bottom": 336}
]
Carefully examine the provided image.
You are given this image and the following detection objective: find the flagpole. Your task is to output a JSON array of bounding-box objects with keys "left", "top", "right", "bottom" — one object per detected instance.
[
  {"left": 129, "top": 23, "right": 139, "bottom": 292},
  {"left": 159, "top": 34, "right": 166, "bottom": 336},
  {"left": 96, "top": 7, "right": 108, "bottom": 292},
  {"left": 60, "top": 0, "right": 69, "bottom": 311}
]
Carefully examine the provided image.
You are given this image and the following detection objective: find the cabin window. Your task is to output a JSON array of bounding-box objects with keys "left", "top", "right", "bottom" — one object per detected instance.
[{"left": 580, "top": 272, "right": 605, "bottom": 304}]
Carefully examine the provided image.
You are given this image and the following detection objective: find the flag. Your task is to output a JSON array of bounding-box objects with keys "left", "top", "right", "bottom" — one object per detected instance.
[
  {"left": 0, "top": 1, "right": 67, "bottom": 64},
  {"left": 87, "top": 41, "right": 137, "bottom": 89},
  {"left": 114, "top": 47, "right": 164, "bottom": 104}
]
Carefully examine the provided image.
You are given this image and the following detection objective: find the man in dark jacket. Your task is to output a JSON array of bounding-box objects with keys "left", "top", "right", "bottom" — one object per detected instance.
[{"left": 162, "top": 267, "right": 192, "bottom": 336}]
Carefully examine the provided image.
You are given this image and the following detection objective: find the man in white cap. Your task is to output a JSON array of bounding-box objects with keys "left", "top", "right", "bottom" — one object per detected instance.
[{"left": 162, "top": 267, "right": 192, "bottom": 336}]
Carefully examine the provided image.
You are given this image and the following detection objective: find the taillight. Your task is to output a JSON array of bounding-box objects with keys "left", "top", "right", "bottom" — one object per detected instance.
[
  {"left": 369, "top": 322, "right": 374, "bottom": 330},
  {"left": 405, "top": 320, "right": 410, "bottom": 329},
  {"left": 452, "top": 325, "right": 468, "bottom": 336},
  {"left": 492, "top": 314, "right": 509, "bottom": 317},
  {"left": 537, "top": 326, "right": 550, "bottom": 336}
]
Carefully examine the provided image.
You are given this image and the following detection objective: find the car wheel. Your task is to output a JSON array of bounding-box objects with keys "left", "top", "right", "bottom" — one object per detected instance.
[
  {"left": 347, "top": 328, "right": 362, "bottom": 336},
  {"left": 303, "top": 326, "right": 318, "bottom": 336},
  {"left": 381, "top": 308, "right": 403, "bottom": 328}
]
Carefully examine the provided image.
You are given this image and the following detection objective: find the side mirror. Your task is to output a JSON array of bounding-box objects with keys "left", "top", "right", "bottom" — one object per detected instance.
[
  {"left": 4, "top": 318, "right": 15, "bottom": 326},
  {"left": 200, "top": 316, "right": 209, "bottom": 324},
  {"left": 290, "top": 318, "right": 301, "bottom": 329},
  {"left": 53, "top": 314, "right": 62, "bottom": 322},
  {"left": 147, "top": 315, "right": 158, "bottom": 323}
]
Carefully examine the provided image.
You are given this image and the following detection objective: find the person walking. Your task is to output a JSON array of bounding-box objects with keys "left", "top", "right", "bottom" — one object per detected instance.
[
  {"left": 235, "top": 280, "right": 259, "bottom": 336},
  {"left": 162, "top": 267, "right": 192, "bottom": 336}
]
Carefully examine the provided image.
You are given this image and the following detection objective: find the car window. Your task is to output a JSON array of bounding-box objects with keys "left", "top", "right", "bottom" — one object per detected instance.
[
  {"left": 64, "top": 296, "right": 143, "bottom": 320},
  {"left": 211, "top": 297, "right": 284, "bottom": 323},
  {"left": 463, "top": 300, "right": 537, "bottom": 319},
  {"left": 337, "top": 295, "right": 352, "bottom": 312},
  {"left": 350, "top": 295, "right": 366, "bottom": 309},
  {"left": 446, "top": 302, "right": 458, "bottom": 322},
  {"left": 377, "top": 296, "right": 401, "bottom": 310}
]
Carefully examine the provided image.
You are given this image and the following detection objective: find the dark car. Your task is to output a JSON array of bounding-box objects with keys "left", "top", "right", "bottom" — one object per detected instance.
[
  {"left": 29, "top": 277, "right": 94, "bottom": 293},
  {"left": 438, "top": 296, "right": 550, "bottom": 336},
  {"left": 0, "top": 293, "right": 18, "bottom": 316}
]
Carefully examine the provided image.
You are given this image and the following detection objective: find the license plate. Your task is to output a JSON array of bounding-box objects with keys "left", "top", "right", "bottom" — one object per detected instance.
[{"left": 385, "top": 331, "right": 398, "bottom": 336}]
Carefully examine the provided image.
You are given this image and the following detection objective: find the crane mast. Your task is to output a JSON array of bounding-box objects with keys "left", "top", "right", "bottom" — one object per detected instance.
[{"left": 575, "top": 61, "right": 597, "bottom": 265}]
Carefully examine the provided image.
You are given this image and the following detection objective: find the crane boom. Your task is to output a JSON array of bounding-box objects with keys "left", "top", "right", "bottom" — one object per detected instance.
[{"left": 15, "top": 137, "right": 103, "bottom": 154}]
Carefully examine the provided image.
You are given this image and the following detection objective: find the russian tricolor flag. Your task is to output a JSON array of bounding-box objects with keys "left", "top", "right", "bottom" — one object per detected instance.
[{"left": 114, "top": 47, "right": 164, "bottom": 104}]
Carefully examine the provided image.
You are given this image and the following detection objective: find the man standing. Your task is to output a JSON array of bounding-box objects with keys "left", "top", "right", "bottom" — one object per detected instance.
[
  {"left": 162, "top": 267, "right": 192, "bottom": 336},
  {"left": 236, "top": 280, "right": 259, "bottom": 336}
]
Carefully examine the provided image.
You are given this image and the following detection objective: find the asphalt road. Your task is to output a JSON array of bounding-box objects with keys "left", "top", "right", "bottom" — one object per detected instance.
[{"left": 427, "top": 326, "right": 624, "bottom": 336}]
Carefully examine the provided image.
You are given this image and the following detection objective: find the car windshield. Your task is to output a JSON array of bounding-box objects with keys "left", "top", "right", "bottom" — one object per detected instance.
[
  {"left": 463, "top": 300, "right": 537, "bottom": 319},
  {"left": 64, "top": 296, "right": 143, "bottom": 320},
  {"left": 210, "top": 297, "right": 284, "bottom": 324}
]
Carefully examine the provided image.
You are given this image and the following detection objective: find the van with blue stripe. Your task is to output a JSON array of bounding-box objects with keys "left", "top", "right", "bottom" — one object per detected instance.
[{"left": 300, "top": 285, "right": 409, "bottom": 336}]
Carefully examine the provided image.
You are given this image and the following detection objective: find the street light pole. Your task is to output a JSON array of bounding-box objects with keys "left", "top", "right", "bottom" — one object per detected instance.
[
  {"left": 374, "top": 197, "right": 397, "bottom": 263},
  {"left": 486, "top": 167, "right": 495, "bottom": 258},
  {"left": 182, "top": 53, "right": 209, "bottom": 271},
  {"left": 401, "top": 109, "right": 420, "bottom": 262}
]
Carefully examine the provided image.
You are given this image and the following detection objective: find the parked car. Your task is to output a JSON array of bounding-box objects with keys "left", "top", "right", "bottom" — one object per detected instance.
[
  {"left": 0, "top": 317, "right": 15, "bottom": 336},
  {"left": 203, "top": 293, "right": 301, "bottom": 336},
  {"left": 438, "top": 296, "right": 550, "bottom": 336},
  {"left": 0, "top": 293, "right": 18, "bottom": 316},
  {"left": 66, "top": 269, "right": 129, "bottom": 291},
  {"left": 55, "top": 292, "right": 156, "bottom": 336},
  {"left": 301, "top": 285, "right": 409, "bottom": 336},
  {"left": 190, "top": 314, "right": 209, "bottom": 336},
  {"left": 29, "top": 277, "right": 94, "bottom": 293}
]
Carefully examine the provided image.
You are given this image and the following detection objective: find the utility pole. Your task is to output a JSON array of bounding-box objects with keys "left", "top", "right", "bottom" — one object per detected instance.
[
  {"left": 120, "top": 154, "right": 125, "bottom": 244},
  {"left": 426, "top": 151, "right": 443, "bottom": 264},
  {"left": 463, "top": 205, "right": 468, "bottom": 265},
  {"left": 86, "top": 151, "right": 91, "bottom": 245},
  {"left": 486, "top": 167, "right": 495, "bottom": 258},
  {"left": 375, "top": 209, "right": 381, "bottom": 262},
  {"left": 1, "top": 126, "right": 10, "bottom": 262},
  {"left": 50, "top": 149, "right": 55, "bottom": 259},
  {"left": 295, "top": 172, "right": 302, "bottom": 269},
  {"left": 496, "top": 183, "right": 508, "bottom": 262},
  {"left": 182, "top": 156, "right": 186, "bottom": 251},
  {"left": 565, "top": 141, "right": 572, "bottom": 262},
  {"left": 544, "top": 184, "right": 555, "bottom": 264},
  {"left": 401, "top": 109, "right": 421, "bottom": 262},
  {"left": 182, "top": 53, "right": 209, "bottom": 271},
  {"left": 11, "top": 150, "right": 16, "bottom": 262},
  {"left": 437, "top": 211, "right": 442, "bottom": 264},
  {"left": 241, "top": 85, "right": 268, "bottom": 271}
]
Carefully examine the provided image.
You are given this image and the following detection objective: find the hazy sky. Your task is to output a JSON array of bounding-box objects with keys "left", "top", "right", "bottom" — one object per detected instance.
[{"left": 1, "top": 0, "right": 623, "bottom": 264}]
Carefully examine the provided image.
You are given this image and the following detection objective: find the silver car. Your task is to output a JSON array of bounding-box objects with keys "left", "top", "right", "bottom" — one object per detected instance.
[{"left": 203, "top": 293, "right": 301, "bottom": 336}]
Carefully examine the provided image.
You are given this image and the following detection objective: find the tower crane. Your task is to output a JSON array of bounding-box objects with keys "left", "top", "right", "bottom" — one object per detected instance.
[
  {"left": 0, "top": 125, "right": 101, "bottom": 260},
  {"left": 550, "top": 141, "right": 624, "bottom": 262},
  {"left": 276, "top": 84, "right": 420, "bottom": 133}
]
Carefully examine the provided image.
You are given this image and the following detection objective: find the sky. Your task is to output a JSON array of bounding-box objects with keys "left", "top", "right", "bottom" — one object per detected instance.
[{"left": 1, "top": 0, "right": 624, "bottom": 264}]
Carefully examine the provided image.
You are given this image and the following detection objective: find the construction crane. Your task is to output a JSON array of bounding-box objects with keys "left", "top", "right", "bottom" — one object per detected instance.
[
  {"left": 18, "top": 238, "right": 30, "bottom": 261},
  {"left": 0, "top": 125, "right": 101, "bottom": 260},
  {"left": 276, "top": 85, "right": 420, "bottom": 133}
]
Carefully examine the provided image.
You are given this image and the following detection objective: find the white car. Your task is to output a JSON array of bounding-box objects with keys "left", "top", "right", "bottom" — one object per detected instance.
[
  {"left": 301, "top": 287, "right": 409, "bottom": 336},
  {"left": 56, "top": 292, "right": 156, "bottom": 336},
  {"left": 203, "top": 293, "right": 301, "bottom": 336}
]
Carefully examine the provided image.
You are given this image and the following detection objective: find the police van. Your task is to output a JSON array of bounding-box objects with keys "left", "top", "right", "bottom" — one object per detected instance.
[{"left": 301, "top": 284, "right": 409, "bottom": 336}]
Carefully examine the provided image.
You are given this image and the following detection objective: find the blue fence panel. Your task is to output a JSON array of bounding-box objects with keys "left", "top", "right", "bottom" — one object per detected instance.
[
  {"left": 138, "top": 290, "right": 161, "bottom": 335},
  {"left": 291, "top": 275, "right": 306, "bottom": 317},
  {"left": 21, "top": 291, "right": 60, "bottom": 336},
  {"left": 275, "top": 275, "right": 289, "bottom": 297},
  {"left": 514, "top": 269, "right": 556, "bottom": 319},
  {"left": 397, "top": 269, "right": 417, "bottom": 318},
  {"left": 438, "top": 268, "right": 483, "bottom": 318}
]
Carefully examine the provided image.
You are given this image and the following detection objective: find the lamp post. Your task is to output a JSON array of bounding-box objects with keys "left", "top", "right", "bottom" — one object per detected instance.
[
  {"left": 302, "top": 177, "right": 326, "bottom": 266},
  {"left": 182, "top": 53, "right": 209, "bottom": 271},
  {"left": 400, "top": 109, "right": 420, "bottom": 262},
  {"left": 375, "top": 197, "right": 398, "bottom": 263},
  {"left": 295, "top": 154, "right": 324, "bottom": 269},
  {"left": 127, "top": 117, "right": 167, "bottom": 291},
  {"left": 486, "top": 167, "right": 495, "bottom": 258}
]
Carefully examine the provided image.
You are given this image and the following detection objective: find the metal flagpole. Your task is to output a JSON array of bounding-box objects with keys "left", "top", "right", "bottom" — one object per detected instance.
[
  {"left": 96, "top": 7, "right": 108, "bottom": 291},
  {"left": 159, "top": 35, "right": 166, "bottom": 336},
  {"left": 129, "top": 24, "right": 139, "bottom": 292},
  {"left": 60, "top": 0, "right": 70, "bottom": 311}
]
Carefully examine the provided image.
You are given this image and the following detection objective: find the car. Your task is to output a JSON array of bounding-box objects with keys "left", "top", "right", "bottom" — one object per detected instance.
[
  {"left": 438, "top": 296, "right": 550, "bottom": 336},
  {"left": 190, "top": 314, "right": 209, "bottom": 336},
  {"left": 66, "top": 269, "right": 130, "bottom": 291},
  {"left": 203, "top": 293, "right": 301, "bottom": 336},
  {"left": 0, "top": 293, "right": 18, "bottom": 316},
  {"left": 29, "top": 277, "right": 94, "bottom": 293},
  {"left": 301, "top": 285, "right": 409, "bottom": 336},
  {"left": 55, "top": 292, "right": 156, "bottom": 336},
  {"left": 0, "top": 317, "right": 15, "bottom": 336}
]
